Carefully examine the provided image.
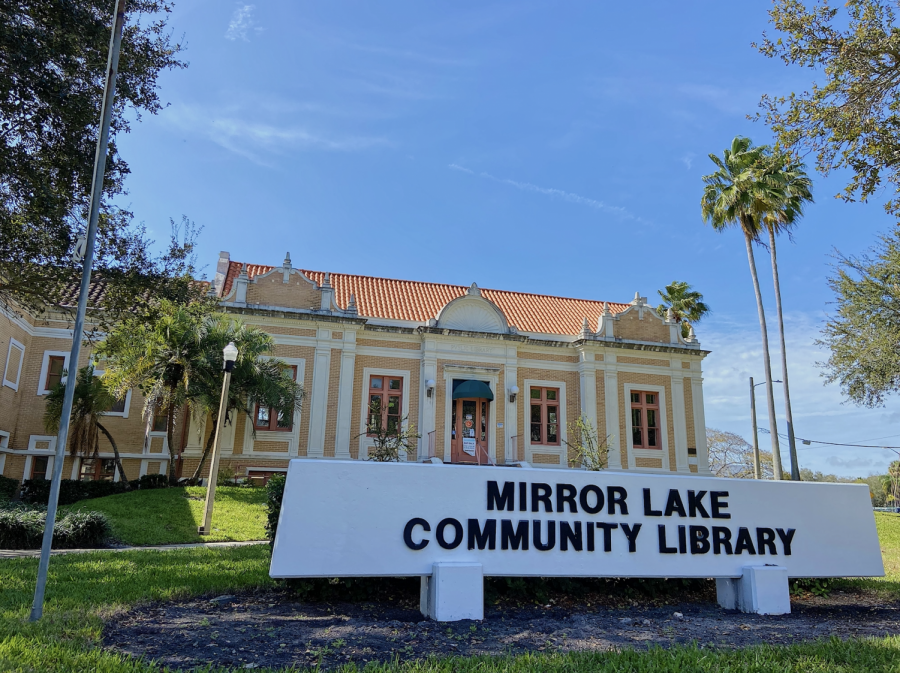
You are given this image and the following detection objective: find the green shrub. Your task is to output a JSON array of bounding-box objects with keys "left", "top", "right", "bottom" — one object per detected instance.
[
  {"left": 20, "top": 474, "right": 170, "bottom": 506},
  {"left": 0, "top": 475, "right": 18, "bottom": 503},
  {"left": 0, "top": 507, "right": 109, "bottom": 549},
  {"left": 286, "top": 576, "right": 418, "bottom": 602},
  {"left": 265, "top": 473, "right": 286, "bottom": 548},
  {"left": 136, "top": 473, "right": 168, "bottom": 490}
]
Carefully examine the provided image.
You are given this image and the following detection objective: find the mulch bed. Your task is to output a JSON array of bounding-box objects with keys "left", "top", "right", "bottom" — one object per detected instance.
[{"left": 102, "top": 586, "right": 900, "bottom": 671}]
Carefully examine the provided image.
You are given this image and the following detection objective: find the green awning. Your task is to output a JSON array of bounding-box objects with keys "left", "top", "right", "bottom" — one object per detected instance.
[{"left": 452, "top": 379, "right": 494, "bottom": 401}]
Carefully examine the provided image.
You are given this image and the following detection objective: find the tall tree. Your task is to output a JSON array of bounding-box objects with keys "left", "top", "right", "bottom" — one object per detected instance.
[
  {"left": 758, "top": 154, "right": 814, "bottom": 481},
  {"left": 702, "top": 136, "right": 786, "bottom": 479},
  {"left": 99, "top": 299, "right": 216, "bottom": 483},
  {"left": 756, "top": 0, "right": 900, "bottom": 219},
  {"left": 818, "top": 228, "right": 900, "bottom": 406},
  {"left": 655, "top": 281, "right": 710, "bottom": 339},
  {"left": 0, "top": 1, "right": 189, "bottom": 314},
  {"left": 188, "top": 316, "right": 305, "bottom": 482},
  {"left": 44, "top": 365, "right": 129, "bottom": 486},
  {"left": 707, "top": 428, "right": 775, "bottom": 479}
]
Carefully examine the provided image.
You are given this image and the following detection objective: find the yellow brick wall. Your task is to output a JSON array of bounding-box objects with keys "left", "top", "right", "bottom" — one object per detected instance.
[
  {"left": 270, "top": 344, "right": 315, "bottom": 456},
  {"left": 615, "top": 311, "right": 670, "bottom": 343},
  {"left": 252, "top": 440, "right": 290, "bottom": 452},
  {"left": 323, "top": 348, "right": 342, "bottom": 457},
  {"left": 636, "top": 457, "right": 663, "bottom": 469},
  {"left": 595, "top": 353, "right": 604, "bottom": 361},
  {"left": 595, "top": 374, "right": 607, "bottom": 442},
  {"left": 246, "top": 273, "right": 320, "bottom": 310},
  {"left": 617, "top": 356, "right": 669, "bottom": 367},
  {"left": 357, "top": 339, "right": 421, "bottom": 350},
  {"left": 0, "top": 315, "right": 31, "bottom": 437},
  {"left": 264, "top": 326, "right": 317, "bottom": 338},
  {"left": 682, "top": 361, "right": 691, "bottom": 369},
  {"left": 518, "top": 351, "right": 578, "bottom": 363},
  {"left": 617, "top": 371, "right": 676, "bottom": 471},
  {"left": 350, "top": 355, "right": 421, "bottom": 460},
  {"left": 684, "top": 378, "right": 696, "bottom": 449}
]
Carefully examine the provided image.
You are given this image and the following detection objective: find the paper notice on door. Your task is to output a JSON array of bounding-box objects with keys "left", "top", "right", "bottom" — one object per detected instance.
[{"left": 462, "top": 438, "right": 476, "bottom": 456}]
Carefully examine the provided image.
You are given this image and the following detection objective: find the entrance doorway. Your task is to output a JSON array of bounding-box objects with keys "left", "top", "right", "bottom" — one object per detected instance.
[{"left": 451, "top": 397, "right": 490, "bottom": 464}]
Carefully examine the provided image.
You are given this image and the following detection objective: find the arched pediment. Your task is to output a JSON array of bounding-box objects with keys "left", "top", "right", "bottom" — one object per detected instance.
[{"left": 435, "top": 283, "right": 511, "bottom": 334}]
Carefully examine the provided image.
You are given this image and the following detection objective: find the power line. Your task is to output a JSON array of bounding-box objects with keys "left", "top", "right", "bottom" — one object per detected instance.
[{"left": 758, "top": 428, "right": 900, "bottom": 450}]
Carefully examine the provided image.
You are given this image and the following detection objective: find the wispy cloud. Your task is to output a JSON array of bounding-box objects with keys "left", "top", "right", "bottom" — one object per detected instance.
[
  {"left": 448, "top": 164, "right": 644, "bottom": 221},
  {"left": 681, "top": 152, "right": 696, "bottom": 170},
  {"left": 225, "top": 4, "right": 261, "bottom": 42},
  {"left": 164, "top": 104, "right": 388, "bottom": 164}
]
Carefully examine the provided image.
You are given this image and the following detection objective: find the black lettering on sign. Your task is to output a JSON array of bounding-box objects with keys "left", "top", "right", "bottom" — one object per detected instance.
[
  {"left": 687, "top": 491, "right": 709, "bottom": 518},
  {"left": 586, "top": 520, "right": 596, "bottom": 551},
  {"left": 621, "top": 523, "right": 642, "bottom": 553},
  {"left": 519, "top": 482, "right": 528, "bottom": 512},
  {"left": 556, "top": 484, "right": 578, "bottom": 513},
  {"left": 403, "top": 518, "right": 430, "bottom": 550},
  {"left": 710, "top": 491, "right": 731, "bottom": 519},
  {"left": 596, "top": 522, "right": 618, "bottom": 552},
  {"left": 757, "top": 527, "right": 777, "bottom": 555},
  {"left": 678, "top": 525, "right": 687, "bottom": 554},
  {"left": 467, "top": 519, "right": 497, "bottom": 550},
  {"left": 436, "top": 518, "right": 463, "bottom": 550},
  {"left": 501, "top": 519, "right": 529, "bottom": 550},
  {"left": 533, "top": 520, "right": 556, "bottom": 551},
  {"left": 608, "top": 486, "right": 628, "bottom": 515},
  {"left": 734, "top": 527, "right": 756, "bottom": 555},
  {"left": 643, "top": 489, "right": 662, "bottom": 517},
  {"left": 532, "top": 483, "right": 553, "bottom": 513},
  {"left": 712, "top": 526, "right": 733, "bottom": 555},
  {"left": 487, "top": 481, "right": 514, "bottom": 511},
  {"left": 665, "top": 490, "right": 687, "bottom": 518},
  {"left": 658, "top": 525, "right": 677, "bottom": 554},
  {"left": 690, "top": 525, "right": 710, "bottom": 554},
  {"left": 560, "top": 521, "right": 583, "bottom": 551},
  {"left": 777, "top": 528, "right": 796, "bottom": 556},
  {"left": 579, "top": 485, "right": 604, "bottom": 514}
]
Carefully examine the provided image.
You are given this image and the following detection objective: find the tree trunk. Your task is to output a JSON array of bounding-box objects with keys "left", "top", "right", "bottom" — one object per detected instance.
[
  {"left": 744, "top": 229, "right": 784, "bottom": 480},
  {"left": 166, "top": 402, "right": 178, "bottom": 485},
  {"left": 97, "top": 421, "right": 130, "bottom": 490},
  {"left": 768, "top": 225, "right": 801, "bottom": 481},
  {"left": 190, "top": 411, "right": 218, "bottom": 483}
]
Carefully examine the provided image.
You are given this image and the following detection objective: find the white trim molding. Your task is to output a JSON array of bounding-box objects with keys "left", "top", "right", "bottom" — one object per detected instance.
[
  {"left": 522, "top": 378, "right": 568, "bottom": 469},
  {"left": 3, "top": 338, "right": 25, "bottom": 391},
  {"left": 357, "top": 367, "right": 413, "bottom": 461},
  {"left": 622, "top": 383, "right": 670, "bottom": 472},
  {"left": 37, "top": 350, "right": 70, "bottom": 395}
]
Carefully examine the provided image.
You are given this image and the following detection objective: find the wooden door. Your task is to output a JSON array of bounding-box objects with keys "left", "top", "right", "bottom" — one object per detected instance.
[{"left": 450, "top": 397, "right": 489, "bottom": 464}]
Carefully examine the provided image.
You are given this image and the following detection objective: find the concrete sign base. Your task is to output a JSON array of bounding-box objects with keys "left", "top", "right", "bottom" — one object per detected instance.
[
  {"left": 716, "top": 565, "right": 791, "bottom": 615},
  {"left": 420, "top": 562, "right": 484, "bottom": 621}
]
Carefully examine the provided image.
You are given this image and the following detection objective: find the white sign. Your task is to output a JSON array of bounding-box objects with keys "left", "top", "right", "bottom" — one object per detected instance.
[
  {"left": 462, "top": 438, "right": 477, "bottom": 456},
  {"left": 270, "top": 460, "right": 884, "bottom": 580}
]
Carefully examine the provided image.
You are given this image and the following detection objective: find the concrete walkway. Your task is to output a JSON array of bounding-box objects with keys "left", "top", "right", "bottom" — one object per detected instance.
[{"left": 0, "top": 540, "right": 268, "bottom": 559}]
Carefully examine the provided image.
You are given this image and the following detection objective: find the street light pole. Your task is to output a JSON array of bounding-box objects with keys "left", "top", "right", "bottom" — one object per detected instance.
[
  {"left": 749, "top": 377, "right": 761, "bottom": 480},
  {"left": 199, "top": 342, "right": 238, "bottom": 535},
  {"left": 29, "top": 0, "right": 128, "bottom": 622}
]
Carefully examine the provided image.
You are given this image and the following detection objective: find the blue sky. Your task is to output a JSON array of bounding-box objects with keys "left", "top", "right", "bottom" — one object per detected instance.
[{"left": 115, "top": 0, "right": 899, "bottom": 477}]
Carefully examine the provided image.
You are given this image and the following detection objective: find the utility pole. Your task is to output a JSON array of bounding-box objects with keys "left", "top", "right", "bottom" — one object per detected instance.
[
  {"left": 29, "top": 0, "right": 128, "bottom": 622},
  {"left": 749, "top": 377, "right": 761, "bottom": 479}
]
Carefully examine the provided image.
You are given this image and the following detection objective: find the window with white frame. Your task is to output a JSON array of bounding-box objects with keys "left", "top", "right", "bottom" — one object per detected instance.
[
  {"left": 91, "top": 369, "right": 131, "bottom": 417},
  {"left": 37, "top": 351, "right": 69, "bottom": 395},
  {"left": 2, "top": 338, "right": 25, "bottom": 391}
]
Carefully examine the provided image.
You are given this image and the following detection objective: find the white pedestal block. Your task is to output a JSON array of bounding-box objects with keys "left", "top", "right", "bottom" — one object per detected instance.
[
  {"left": 716, "top": 565, "right": 791, "bottom": 615},
  {"left": 419, "top": 562, "right": 483, "bottom": 621}
]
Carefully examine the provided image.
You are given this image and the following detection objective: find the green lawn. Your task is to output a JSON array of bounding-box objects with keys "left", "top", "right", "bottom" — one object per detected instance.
[
  {"left": 837, "top": 512, "right": 900, "bottom": 598},
  {"left": 0, "top": 512, "right": 896, "bottom": 671},
  {"left": 60, "top": 486, "right": 267, "bottom": 546}
]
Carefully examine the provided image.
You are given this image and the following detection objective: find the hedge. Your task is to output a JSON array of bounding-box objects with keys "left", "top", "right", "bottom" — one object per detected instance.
[
  {"left": 265, "top": 473, "right": 286, "bottom": 548},
  {"left": 0, "top": 507, "right": 110, "bottom": 549},
  {"left": 0, "top": 475, "right": 18, "bottom": 503},
  {"left": 20, "top": 473, "right": 169, "bottom": 506}
]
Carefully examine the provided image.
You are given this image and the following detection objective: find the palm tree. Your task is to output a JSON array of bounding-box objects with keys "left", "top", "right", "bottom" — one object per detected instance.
[
  {"left": 99, "top": 300, "right": 213, "bottom": 484},
  {"left": 188, "top": 315, "right": 305, "bottom": 482},
  {"left": 655, "top": 281, "right": 710, "bottom": 339},
  {"left": 702, "top": 136, "right": 786, "bottom": 480},
  {"left": 759, "top": 153, "right": 814, "bottom": 481},
  {"left": 44, "top": 365, "right": 130, "bottom": 487}
]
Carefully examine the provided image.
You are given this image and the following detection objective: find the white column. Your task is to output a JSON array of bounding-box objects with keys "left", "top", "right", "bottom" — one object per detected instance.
[
  {"left": 603, "top": 364, "right": 622, "bottom": 470},
  {"left": 577, "top": 349, "right": 598, "bottom": 435},
  {"left": 306, "top": 328, "right": 332, "bottom": 458},
  {"left": 670, "top": 373, "right": 690, "bottom": 473},
  {"left": 420, "top": 340, "right": 438, "bottom": 460},
  {"left": 504, "top": 345, "right": 518, "bottom": 465},
  {"left": 691, "top": 376, "right": 712, "bottom": 475},
  {"left": 334, "top": 331, "right": 357, "bottom": 459}
]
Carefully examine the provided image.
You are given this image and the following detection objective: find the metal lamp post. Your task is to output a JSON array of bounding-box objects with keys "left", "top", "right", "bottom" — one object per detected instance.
[{"left": 198, "top": 342, "right": 238, "bottom": 535}]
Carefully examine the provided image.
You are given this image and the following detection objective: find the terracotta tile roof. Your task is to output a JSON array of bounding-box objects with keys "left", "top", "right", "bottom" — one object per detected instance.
[{"left": 221, "top": 261, "right": 630, "bottom": 336}]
